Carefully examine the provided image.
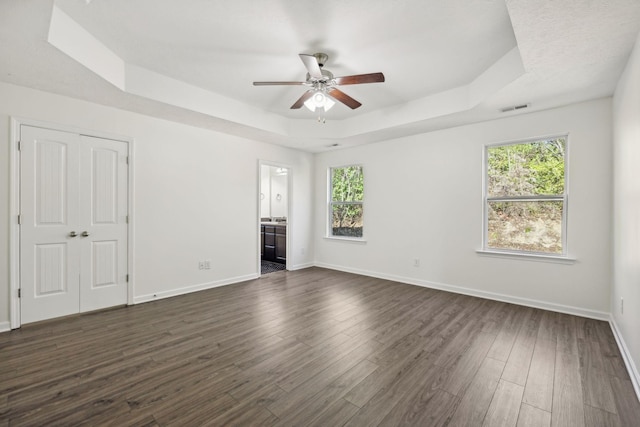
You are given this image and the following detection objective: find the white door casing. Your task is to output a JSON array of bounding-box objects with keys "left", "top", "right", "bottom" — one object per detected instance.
[{"left": 20, "top": 126, "right": 128, "bottom": 324}]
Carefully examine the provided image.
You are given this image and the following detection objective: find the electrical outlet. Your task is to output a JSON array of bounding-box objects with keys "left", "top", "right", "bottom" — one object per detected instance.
[
  {"left": 621, "top": 297, "right": 624, "bottom": 314},
  {"left": 204, "top": 260, "right": 211, "bottom": 270},
  {"left": 413, "top": 258, "right": 420, "bottom": 267},
  {"left": 198, "top": 261, "right": 204, "bottom": 270}
]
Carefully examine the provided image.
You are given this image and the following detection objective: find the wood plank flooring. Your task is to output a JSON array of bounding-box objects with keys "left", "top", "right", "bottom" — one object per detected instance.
[{"left": 1, "top": 267, "right": 639, "bottom": 426}]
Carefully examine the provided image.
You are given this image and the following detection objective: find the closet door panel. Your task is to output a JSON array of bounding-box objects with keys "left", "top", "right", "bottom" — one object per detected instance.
[
  {"left": 20, "top": 126, "right": 80, "bottom": 324},
  {"left": 78, "top": 136, "right": 128, "bottom": 312}
]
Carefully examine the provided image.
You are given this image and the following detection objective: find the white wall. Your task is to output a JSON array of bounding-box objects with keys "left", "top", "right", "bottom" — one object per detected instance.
[
  {"left": 314, "top": 98, "right": 612, "bottom": 318},
  {"left": 612, "top": 31, "right": 640, "bottom": 391},
  {"left": 0, "top": 82, "right": 315, "bottom": 327}
]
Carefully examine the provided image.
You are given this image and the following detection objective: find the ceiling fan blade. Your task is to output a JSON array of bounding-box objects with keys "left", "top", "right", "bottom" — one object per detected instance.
[
  {"left": 299, "top": 54, "right": 323, "bottom": 79},
  {"left": 334, "top": 72, "right": 385, "bottom": 85},
  {"left": 253, "top": 81, "right": 305, "bottom": 86},
  {"left": 291, "top": 90, "right": 314, "bottom": 109},
  {"left": 327, "top": 88, "right": 362, "bottom": 109}
]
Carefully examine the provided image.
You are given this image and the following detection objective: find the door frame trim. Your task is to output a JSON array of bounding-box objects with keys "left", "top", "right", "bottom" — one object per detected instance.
[
  {"left": 9, "top": 117, "right": 135, "bottom": 329},
  {"left": 257, "top": 160, "right": 292, "bottom": 276}
]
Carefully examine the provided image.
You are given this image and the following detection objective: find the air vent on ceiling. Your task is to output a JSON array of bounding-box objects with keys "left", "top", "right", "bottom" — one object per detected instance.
[{"left": 500, "top": 103, "right": 529, "bottom": 113}]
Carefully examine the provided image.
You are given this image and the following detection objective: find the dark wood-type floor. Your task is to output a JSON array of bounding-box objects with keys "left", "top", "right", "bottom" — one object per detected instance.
[{"left": 1, "top": 267, "right": 639, "bottom": 426}]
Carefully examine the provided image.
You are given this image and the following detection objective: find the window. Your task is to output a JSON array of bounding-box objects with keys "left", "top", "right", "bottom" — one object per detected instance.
[
  {"left": 484, "top": 136, "right": 567, "bottom": 255},
  {"left": 329, "top": 165, "right": 364, "bottom": 238}
]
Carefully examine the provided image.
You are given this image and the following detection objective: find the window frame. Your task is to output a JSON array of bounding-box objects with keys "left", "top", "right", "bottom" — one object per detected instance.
[
  {"left": 327, "top": 164, "right": 365, "bottom": 241},
  {"left": 482, "top": 135, "right": 569, "bottom": 258}
]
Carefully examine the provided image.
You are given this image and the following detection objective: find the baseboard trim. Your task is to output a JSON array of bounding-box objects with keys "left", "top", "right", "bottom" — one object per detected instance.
[
  {"left": 288, "top": 262, "right": 315, "bottom": 271},
  {"left": 314, "top": 262, "right": 610, "bottom": 321},
  {"left": 133, "top": 273, "right": 260, "bottom": 305},
  {"left": 0, "top": 321, "right": 11, "bottom": 333},
  {"left": 609, "top": 317, "right": 640, "bottom": 401}
]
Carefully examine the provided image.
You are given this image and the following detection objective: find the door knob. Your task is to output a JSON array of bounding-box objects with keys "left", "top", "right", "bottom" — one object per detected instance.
[
  {"left": 81, "top": 231, "right": 90, "bottom": 237},
  {"left": 69, "top": 231, "right": 78, "bottom": 237}
]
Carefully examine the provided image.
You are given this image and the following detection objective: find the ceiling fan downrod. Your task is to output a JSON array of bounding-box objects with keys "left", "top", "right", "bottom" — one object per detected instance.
[{"left": 313, "top": 52, "right": 329, "bottom": 68}]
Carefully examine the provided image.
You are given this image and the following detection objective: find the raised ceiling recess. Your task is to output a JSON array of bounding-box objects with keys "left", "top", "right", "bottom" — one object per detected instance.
[{"left": 0, "top": 0, "right": 639, "bottom": 151}]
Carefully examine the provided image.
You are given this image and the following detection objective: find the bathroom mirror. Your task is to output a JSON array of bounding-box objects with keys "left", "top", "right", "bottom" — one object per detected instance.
[{"left": 260, "top": 165, "right": 288, "bottom": 221}]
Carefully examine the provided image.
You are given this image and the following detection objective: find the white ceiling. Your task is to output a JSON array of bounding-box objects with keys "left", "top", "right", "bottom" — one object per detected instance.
[{"left": 0, "top": 0, "right": 639, "bottom": 152}]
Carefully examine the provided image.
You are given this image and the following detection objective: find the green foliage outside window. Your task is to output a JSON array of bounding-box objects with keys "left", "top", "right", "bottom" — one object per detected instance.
[
  {"left": 331, "top": 166, "right": 364, "bottom": 237},
  {"left": 486, "top": 138, "right": 566, "bottom": 254},
  {"left": 488, "top": 138, "right": 565, "bottom": 197}
]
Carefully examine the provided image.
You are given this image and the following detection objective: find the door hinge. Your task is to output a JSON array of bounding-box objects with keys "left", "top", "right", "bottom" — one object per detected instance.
[
  {"left": 17, "top": 214, "right": 21, "bottom": 225},
  {"left": 126, "top": 156, "right": 129, "bottom": 165},
  {"left": 126, "top": 215, "right": 129, "bottom": 224},
  {"left": 18, "top": 288, "right": 21, "bottom": 298},
  {"left": 17, "top": 140, "right": 21, "bottom": 151},
  {"left": 126, "top": 274, "right": 129, "bottom": 282}
]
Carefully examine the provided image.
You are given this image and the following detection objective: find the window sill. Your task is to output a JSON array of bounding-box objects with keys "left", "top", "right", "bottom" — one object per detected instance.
[
  {"left": 324, "top": 236, "right": 367, "bottom": 244},
  {"left": 476, "top": 249, "right": 576, "bottom": 264}
]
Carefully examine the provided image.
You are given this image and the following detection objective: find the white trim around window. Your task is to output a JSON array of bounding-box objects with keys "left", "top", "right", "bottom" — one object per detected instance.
[
  {"left": 481, "top": 135, "right": 570, "bottom": 260},
  {"left": 327, "top": 164, "right": 365, "bottom": 240}
]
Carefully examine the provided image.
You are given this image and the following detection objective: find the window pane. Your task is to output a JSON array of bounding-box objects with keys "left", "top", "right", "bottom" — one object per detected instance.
[
  {"left": 332, "top": 203, "right": 363, "bottom": 237},
  {"left": 487, "top": 138, "right": 565, "bottom": 197},
  {"left": 488, "top": 200, "right": 563, "bottom": 254},
  {"left": 332, "top": 166, "right": 364, "bottom": 202}
]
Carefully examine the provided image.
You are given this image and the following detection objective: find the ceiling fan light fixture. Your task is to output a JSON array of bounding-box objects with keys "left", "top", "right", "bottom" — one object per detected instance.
[
  {"left": 254, "top": 52, "right": 384, "bottom": 112},
  {"left": 304, "top": 90, "right": 335, "bottom": 112}
]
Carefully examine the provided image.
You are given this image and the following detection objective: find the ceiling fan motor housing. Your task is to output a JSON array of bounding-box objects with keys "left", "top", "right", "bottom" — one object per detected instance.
[{"left": 306, "top": 69, "right": 334, "bottom": 83}]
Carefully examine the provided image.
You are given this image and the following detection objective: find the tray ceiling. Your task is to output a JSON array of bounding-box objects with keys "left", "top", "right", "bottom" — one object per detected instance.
[{"left": 0, "top": 0, "right": 638, "bottom": 151}]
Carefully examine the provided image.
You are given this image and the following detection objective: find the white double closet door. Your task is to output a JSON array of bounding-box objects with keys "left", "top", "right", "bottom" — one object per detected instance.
[{"left": 20, "top": 125, "right": 129, "bottom": 324}]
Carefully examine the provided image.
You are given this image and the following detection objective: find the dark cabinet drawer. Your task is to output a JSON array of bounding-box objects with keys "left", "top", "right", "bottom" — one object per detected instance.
[{"left": 264, "top": 233, "right": 275, "bottom": 246}]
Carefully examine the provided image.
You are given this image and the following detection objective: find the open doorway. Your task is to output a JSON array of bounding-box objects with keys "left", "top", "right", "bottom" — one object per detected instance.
[{"left": 259, "top": 162, "right": 290, "bottom": 275}]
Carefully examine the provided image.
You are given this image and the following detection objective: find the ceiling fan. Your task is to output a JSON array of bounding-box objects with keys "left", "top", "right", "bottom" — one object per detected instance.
[{"left": 253, "top": 52, "right": 385, "bottom": 111}]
